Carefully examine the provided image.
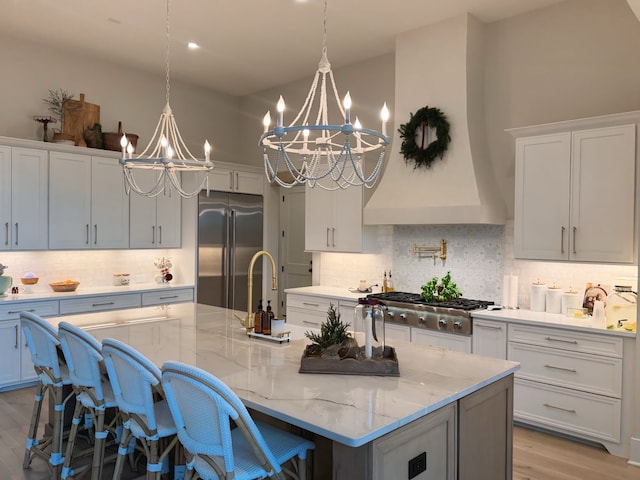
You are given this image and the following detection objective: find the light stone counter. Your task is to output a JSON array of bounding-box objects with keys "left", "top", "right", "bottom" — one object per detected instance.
[
  {"left": 50, "top": 302, "right": 519, "bottom": 449},
  {"left": 284, "top": 285, "right": 370, "bottom": 302},
  {"left": 472, "top": 308, "right": 636, "bottom": 337}
]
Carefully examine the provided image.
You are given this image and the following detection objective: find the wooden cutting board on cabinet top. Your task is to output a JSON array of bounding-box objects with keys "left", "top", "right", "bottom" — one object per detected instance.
[{"left": 63, "top": 93, "right": 100, "bottom": 147}]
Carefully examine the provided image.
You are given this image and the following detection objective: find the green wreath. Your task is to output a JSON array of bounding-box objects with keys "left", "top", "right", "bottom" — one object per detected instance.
[{"left": 398, "top": 106, "right": 451, "bottom": 169}]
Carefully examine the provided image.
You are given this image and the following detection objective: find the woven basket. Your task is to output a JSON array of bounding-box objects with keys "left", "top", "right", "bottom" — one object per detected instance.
[
  {"left": 49, "top": 281, "right": 80, "bottom": 292},
  {"left": 103, "top": 121, "right": 138, "bottom": 152}
]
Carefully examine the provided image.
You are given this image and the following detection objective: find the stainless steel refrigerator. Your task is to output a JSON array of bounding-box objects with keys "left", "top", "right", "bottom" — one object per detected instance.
[{"left": 197, "top": 191, "right": 263, "bottom": 312}]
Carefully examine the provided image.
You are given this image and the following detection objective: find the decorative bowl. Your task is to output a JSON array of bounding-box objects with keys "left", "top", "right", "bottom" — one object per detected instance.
[
  {"left": 0, "top": 275, "right": 13, "bottom": 295},
  {"left": 49, "top": 281, "right": 80, "bottom": 292},
  {"left": 20, "top": 277, "right": 39, "bottom": 285}
]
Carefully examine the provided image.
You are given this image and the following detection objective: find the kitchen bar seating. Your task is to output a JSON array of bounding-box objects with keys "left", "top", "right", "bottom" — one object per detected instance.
[
  {"left": 161, "top": 361, "right": 315, "bottom": 480},
  {"left": 102, "top": 338, "right": 180, "bottom": 480},
  {"left": 57, "top": 321, "right": 121, "bottom": 479},
  {"left": 20, "top": 311, "right": 75, "bottom": 479}
]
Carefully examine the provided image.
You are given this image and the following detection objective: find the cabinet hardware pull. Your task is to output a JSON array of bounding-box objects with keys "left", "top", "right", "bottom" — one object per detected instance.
[
  {"left": 92, "top": 302, "right": 115, "bottom": 307},
  {"left": 94, "top": 224, "right": 98, "bottom": 245},
  {"left": 302, "top": 320, "right": 320, "bottom": 326},
  {"left": 572, "top": 226, "right": 577, "bottom": 255},
  {"left": 15, "top": 222, "right": 18, "bottom": 245},
  {"left": 332, "top": 228, "right": 336, "bottom": 247},
  {"left": 8, "top": 309, "right": 36, "bottom": 314},
  {"left": 326, "top": 228, "right": 330, "bottom": 247},
  {"left": 302, "top": 302, "right": 319, "bottom": 307},
  {"left": 4, "top": 222, "right": 8, "bottom": 245},
  {"left": 477, "top": 324, "right": 502, "bottom": 330},
  {"left": 544, "top": 336, "right": 578, "bottom": 344},
  {"left": 560, "top": 226, "right": 565, "bottom": 254},
  {"left": 86, "top": 224, "right": 90, "bottom": 244},
  {"left": 159, "top": 295, "right": 179, "bottom": 300},
  {"left": 152, "top": 226, "right": 155, "bottom": 244},
  {"left": 229, "top": 171, "right": 234, "bottom": 190},
  {"left": 159, "top": 226, "right": 162, "bottom": 244},
  {"left": 235, "top": 172, "right": 239, "bottom": 190},
  {"left": 544, "top": 364, "right": 577, "bottom": 373},
  {"left": 543, "top": 403, "right": 576, "bottom": 414},
  {"left": 14, "top": 324, "right": 18, "bottom": 349}
]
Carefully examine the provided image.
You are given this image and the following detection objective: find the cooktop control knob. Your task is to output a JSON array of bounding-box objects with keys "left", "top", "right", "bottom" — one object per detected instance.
[
  {"left": 438, "top": 318, "right": 447, "bottom": 326},
  {"left": 400, "top": 313, "right": 407, "bottom": 320},
  {"left": 453, "top": 321, "right": 462, "bottom": 329}
]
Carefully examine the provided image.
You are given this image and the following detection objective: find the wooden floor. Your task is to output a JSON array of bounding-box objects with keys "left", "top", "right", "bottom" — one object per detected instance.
[{"left": 0, "top": 386, "right": 638, "bottom": 479}]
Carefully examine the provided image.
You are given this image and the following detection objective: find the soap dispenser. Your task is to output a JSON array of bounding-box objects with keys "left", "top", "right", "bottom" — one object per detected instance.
[
  {"left": 254, "top": 299, "right": 265, "bottom": 334},
  {"left": 264, "top": 300, "right": 274, "bottom": 335}
]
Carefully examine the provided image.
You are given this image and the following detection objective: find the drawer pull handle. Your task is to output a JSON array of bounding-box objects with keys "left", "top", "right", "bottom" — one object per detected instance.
[
  {"left": 544, "top": 336, "right": 578, "bottom": 345},
  {"left": 544, "top": 364, "right": 577, "bottom": 373},
  {"left": 302, "top": 302, "right": 320, "bottom": 307},
  {"left": 92, "top": 302, "right": 115, "bottom": 307},
  {"left": 477, "top": 324, "right": 502, "bottom": 330},
  {"left": 159, "top": 295, "right": 179, "bottom": 300},
  {"left": 14, "top": 324, "right": 18, "bottom": 349},
  {"left": 8, "top": 309, "right": 36, "bottom": 314},
  {"left": 302, "top": 320, "right": 320, "bottom": 326},
  {"left": 543, "top": 403, "right": 576, "bottom": 414}
]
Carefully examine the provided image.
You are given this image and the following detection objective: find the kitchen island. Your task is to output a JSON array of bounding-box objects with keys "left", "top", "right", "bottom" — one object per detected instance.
[{"left": 48, "top": 302, "right": 519, "bottom": 479}]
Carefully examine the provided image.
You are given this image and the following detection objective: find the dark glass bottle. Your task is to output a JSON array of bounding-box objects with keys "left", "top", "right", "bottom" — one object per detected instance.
[
  {"left": 254, "top": 299, "right": 264, "bottom": 334},
  {"left": 263, "top": 300, "right": 274, "bottom": 335}
]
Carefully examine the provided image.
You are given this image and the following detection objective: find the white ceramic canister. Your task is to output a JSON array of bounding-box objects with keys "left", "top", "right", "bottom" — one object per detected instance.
[
  {"left": 545, "top": 284, "right": 562, "bottom": 314},
  {"left": 530, "top": 280, "right": 546, "bottom": 312},
  {"left": 561, "top": 289, "right": 582, "bottom": 316}
]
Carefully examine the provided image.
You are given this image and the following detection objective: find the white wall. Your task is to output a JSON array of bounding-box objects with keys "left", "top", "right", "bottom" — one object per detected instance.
[{"left": 0, "top": 33, "right": 242, "bottom": 165}]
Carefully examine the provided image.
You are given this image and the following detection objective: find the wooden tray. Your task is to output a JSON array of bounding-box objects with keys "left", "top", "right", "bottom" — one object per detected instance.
[
  {"left": 299, "top": 345, "right": 399, "bottom": 376},
  {"left": 63, "top": 93, "right": 100, "bottom": 147}
]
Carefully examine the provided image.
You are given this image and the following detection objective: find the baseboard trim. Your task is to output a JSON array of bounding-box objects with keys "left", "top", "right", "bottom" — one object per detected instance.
[{"left": 628, "top": 437, "right": 640, "bottom": 467}]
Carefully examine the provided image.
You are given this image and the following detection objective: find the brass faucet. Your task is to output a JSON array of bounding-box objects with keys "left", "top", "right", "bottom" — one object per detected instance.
[{"left": 234, "top": 250, "right": 278, "bottom": 332}]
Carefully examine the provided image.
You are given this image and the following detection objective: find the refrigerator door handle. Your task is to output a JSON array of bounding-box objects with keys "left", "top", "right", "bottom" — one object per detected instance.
[
  {"left": 230, "top": 209, "right": 238, "bottom": 310},
  {"left": 223, "top": 209, "right": 231, "bottom": 308}
]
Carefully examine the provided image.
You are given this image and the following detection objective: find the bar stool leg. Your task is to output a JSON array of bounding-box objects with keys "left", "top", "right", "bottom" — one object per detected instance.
[
  {"left": 61, "top": 400, "right": 85, "bottom": 479},
  {"left": 112, "top": 427, "right": 133, "bottom": 480},
  {"left": 90, "top": 407, "right": 108, "bottom": 480},
  {"left": 50, "top": 384, "right": 66, "bottom": 479},
  {"left": 23, "top": 384, "right": 46, "bottom": 469}
]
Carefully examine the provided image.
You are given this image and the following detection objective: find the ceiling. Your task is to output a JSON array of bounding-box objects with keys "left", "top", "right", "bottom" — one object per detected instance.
[{"left": 2, "top": 0, "right": 567, "bottom": 96}]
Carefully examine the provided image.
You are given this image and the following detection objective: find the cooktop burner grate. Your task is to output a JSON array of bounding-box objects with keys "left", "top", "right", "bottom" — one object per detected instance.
[{"left": 367, "top": 292, "right": 494, "bottom": 311}]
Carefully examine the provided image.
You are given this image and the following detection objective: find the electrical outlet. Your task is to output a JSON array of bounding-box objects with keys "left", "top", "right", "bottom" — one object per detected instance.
[{"left": 408, "top": 451, "right": 427, "bottom": 479}]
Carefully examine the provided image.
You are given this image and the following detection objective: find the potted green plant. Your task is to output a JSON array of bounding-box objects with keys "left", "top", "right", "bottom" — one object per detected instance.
[{"left": 43, "top": 88, "right": 75, "bottom": 143}]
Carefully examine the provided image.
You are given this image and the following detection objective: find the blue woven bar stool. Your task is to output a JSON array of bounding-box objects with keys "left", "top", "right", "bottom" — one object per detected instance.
[
  {"left": 20, "top": 312, "right": 75, "bottom": 479},
  {"left": 161, "top": 361, "right": 315, "bottom": 480},
  {"left": 57, "top": 321, "right": 122, "bottom": 479},
  {"left": 101, "top": 338, "right": 180, "bottom": 480}
]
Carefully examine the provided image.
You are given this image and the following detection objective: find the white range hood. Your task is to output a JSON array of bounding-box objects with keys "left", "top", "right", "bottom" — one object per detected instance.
[{"left": 364, "top": 14, "right": 505, "bottom": 225}]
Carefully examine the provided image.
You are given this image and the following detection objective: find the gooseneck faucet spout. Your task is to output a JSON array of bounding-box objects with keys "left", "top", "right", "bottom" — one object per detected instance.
[{"left": 234, "top": 250, "right": 278, "bottom": 332}]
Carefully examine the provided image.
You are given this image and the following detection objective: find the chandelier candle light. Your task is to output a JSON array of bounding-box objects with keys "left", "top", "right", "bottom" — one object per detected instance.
[
  {"left": 119, "top": 0, "right": 213, "bottom": 198},
  {"left": 259, "top": 0, "right": 390, "bottom": 190}
]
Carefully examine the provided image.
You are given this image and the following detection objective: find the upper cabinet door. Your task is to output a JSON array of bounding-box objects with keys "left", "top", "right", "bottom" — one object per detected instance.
[
  {"left": 570, "top": 125, "right": 636, "bottom": 263},
  {"left": 514, "top": 133, "right": 571, "bottom": 261},
  {"left": 91, "top": 156, "right": 129, "bottom": 249},
  {"left": 10, "top": 147, "right": 48, "bottom": 250},
  {"left": 0, "top": 146, "right": 11, "bottom": 250},
  {"left": 49, "top": 151, "right": 92, "bottom": 249}
]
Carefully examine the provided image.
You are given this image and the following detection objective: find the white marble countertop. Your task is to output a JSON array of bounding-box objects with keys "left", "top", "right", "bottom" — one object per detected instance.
[
  {"left": 472, "top": 308, "right": 636, "bottom": 337},
  {"left": 285, "top": 285, "right": 373, "bottom": 302},
  {"left": 0, "top": 282, "right": 194, "bottom": 304},
  {"left": 47, "top": 302, "right": 519, "bottom": 447}
]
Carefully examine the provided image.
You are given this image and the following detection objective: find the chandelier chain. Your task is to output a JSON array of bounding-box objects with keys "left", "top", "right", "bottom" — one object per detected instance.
[
  {"left": 322, "top": 0, "right": 328, "bottom": 56},
  {"left": 165, "top": 0, "right": 171, "bottom": 105}
]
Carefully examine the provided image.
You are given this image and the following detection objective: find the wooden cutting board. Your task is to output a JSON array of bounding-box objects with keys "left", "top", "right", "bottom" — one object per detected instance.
[{"left": 63, "top": 93, "right": 100, "bottom": 147}]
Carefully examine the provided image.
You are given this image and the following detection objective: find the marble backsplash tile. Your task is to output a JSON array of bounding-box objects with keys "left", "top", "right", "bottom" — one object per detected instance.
[{"left": 318, "top": 220, "right": 638, "bottom": 307}]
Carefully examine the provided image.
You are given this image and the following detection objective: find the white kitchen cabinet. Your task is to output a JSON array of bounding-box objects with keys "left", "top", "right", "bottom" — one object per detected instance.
[
  {"left": 59, "top": 293, "right": 142, "bottom": 315},
  {"left": 411, "top": 328, "right": 471, "bottom": 354},
  {"left": 0, "top": 145, "right": 48, "bottom": 251},
  {"left": 209, "top": 167, "right": 264, "bottom": 195},
  {"left": 508, "top": 323, "right": 624, "bottom": 447},
  {"left": 141, "top": 288, "right": 194, "bottom": 306},
  {"left": 472, "top": 319, "right": 507, "bottom": 358},
  {"left": 305, "top": 176, "right": 363, "bottom": 252},
  {"left": 286, "top": 293, "right": 332, "bottom": 329},
  {"left": 0, "top": 300, "right": 59, "bottom": 390},
  {"left": 49, "top": 152, "right": 129, "bottom": 249},
  {"left": 129, "top": 169, "right": 181, "bottom": 248},
  {"left": 514, "top": 124, "right": 636, "bottom": 263},
  {"left": 385, "top": 323, "right": 411, "bottom": 343}
]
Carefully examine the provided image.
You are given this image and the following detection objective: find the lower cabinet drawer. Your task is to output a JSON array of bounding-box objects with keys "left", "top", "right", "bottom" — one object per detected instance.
[
  {"left": 0, "top": 300, "right": 59, "bottom": 320},
  {"left": 142, "top": 288, "right": 194, "bottom": 306},
  {"left": 508, "top": 342, "right": 622, "bottom": 398},
  {"left": 514, "top": 378, "right": 621, "bottom": 443},
  {"left": 286, "top": 294, "right": 332, "bottom": 314},
  {"left": 285, "top": 306, "right": 324, "bottom": 329},
  {"left": 60, "top": 293, "right": 141, "bottom": 315},
  {"left": 412, "top": 328, "right": 471, "bottom": 354}
]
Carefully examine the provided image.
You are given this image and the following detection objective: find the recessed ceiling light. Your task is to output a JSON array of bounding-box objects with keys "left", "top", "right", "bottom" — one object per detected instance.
[{"left": 187, "top": 42, "right": 199, "bottom": 50}]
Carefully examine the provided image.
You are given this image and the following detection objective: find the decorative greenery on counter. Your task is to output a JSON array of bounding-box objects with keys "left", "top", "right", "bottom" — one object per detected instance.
[
  {"left": 304, "top": 304, "right": 351, "bottom": 349},
  {"left": 398, "top": 106, "right": 451, "bottom": 169},
  {"left": 421, "top": 271, "right": 462, "bottom": 302},
  {"left": 43, "top": 88, "right": 74, "bottom": 132}
]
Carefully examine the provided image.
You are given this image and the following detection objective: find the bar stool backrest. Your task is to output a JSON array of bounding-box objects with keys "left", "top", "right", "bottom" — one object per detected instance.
[
  {"left": 20, "top": 312, "right": 64, "bottom": 384},
  {"left": 102, "top": 338, "right": 162, "bottom": 432}
]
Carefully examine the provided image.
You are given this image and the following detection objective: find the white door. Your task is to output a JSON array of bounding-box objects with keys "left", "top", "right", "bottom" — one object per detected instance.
[
  {"left": 91, "top": 156, "right": 130, "bottom": 248},
  {"left": 279, "top": 186, "right": 312, "bottom": 314}
]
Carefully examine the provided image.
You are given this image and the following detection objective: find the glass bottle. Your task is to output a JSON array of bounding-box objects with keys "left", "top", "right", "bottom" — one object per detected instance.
[
  {"left": 387, "top": 270, "right": 394, "bottom": 292},
  {"left": 254, "top": 299, "right": 264, "bottom": 334},
  {"left": 382, "top": 271, "right": 388, "bottom": 293},
  {"left": 263, "top": 300, "right": 274, "bottom": 335},
  {"left": 354, "top": 298, "right": 386, "bottom": 359}
]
